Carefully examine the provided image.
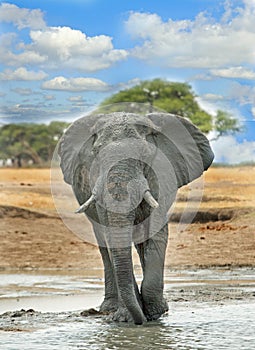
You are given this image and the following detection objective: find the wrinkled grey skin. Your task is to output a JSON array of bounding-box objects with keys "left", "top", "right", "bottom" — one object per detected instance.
[{"left": 59, "top": 112, "right": 214, "bottom": 325}]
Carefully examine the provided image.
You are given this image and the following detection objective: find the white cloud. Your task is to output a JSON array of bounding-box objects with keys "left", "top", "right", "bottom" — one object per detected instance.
[
  {"left": 68, "top": 95, "right": 84, "bottom": 102},
  {"left": 211, "top": 135, "right": 255, "bottom": 164},
  {"left": 0, "top": 4, "right": 127, "bottom": 72},
  {"left": 0, "top": 2, "right": 46, "bottom": 29},
  {"left": 67, "top": 95, "right": 91, "bottom": 107},
  {"left": 30, "top": 27, "right": 112, "bottom": 58},
  {"left": 200, "top": 93, "right": 224, "bottom": 101},
  {"left": 0, "top": 25, "right": 127, "bottom": 72},
  {"left": 0, "top": 32, "right": 47, "bottom": 66},
  {"left": 0, "top": 32, "right": 17, "bottom": 47},
  {"left": 0, "top": 47, "right": 47, "bottom": 66},
  {"left": 252, "top": 107, "right": 255, "bottom": 118},
  {"left": 0, "top": 67, "right": 47, "bottom": 80},
  {"left": 41, "top": 76, "right": 110, "bottom": 92},
  {"left": 11, "top": 88, "right": 33, "bottom": 95},
  {"left": 125, "top": 1, "right": 255, "bottom": 68},
  {"left": 0, "top": 102, "right": 77, "bottom": 124},
  {"left": 0, "top": 3, "right": 127, "bottom": 72},
  {"left": 196, "top": 97, "right": 219, "bottom": 116},
  {"left": 44, "top": 95, "right": 55, "bottom": 101},
  {"left": 211, "top": 67, "right": 255, "bottom": 79},
  {"left": 22, "top": 26, "right": 128, "bottom": 71},
  {"left": 189, "top": 73, "right": 213, "bottom": 81},
  {"left": 228, "top": 82, "right": 255, "bottom": 105},
  {"left": 117, "top": 78, "right": 141, "bottom": 90}
]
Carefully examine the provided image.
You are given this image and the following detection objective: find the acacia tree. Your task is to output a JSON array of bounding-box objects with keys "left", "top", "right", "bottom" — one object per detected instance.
[
  {"left": 211, "top": 110, "right": 242, "bottom": 141},
  {"left": 100, "top": 79, "right": 241, "bottom": 136}
]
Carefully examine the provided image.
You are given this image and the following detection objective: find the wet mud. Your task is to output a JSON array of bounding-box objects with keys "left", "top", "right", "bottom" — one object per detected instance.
[{"left": 0, "top": 268, "right": 255, "bottom": 349}]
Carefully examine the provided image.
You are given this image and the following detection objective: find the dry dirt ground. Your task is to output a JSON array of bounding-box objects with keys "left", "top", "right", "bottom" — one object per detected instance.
[{"left": 0, "top": 167, "right": 254, "bottom": 270}]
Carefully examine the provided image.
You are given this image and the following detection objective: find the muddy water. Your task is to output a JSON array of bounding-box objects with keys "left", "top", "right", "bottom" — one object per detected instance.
[{"left": 0, "top": 268, "right": 255, "bottom": 350}]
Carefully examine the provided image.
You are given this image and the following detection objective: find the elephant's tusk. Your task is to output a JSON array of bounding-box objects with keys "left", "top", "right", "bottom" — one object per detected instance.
[
  {"left": 143, "top": 191, "right": 159, "bottom": 209},
  {"left": 75, "top": 194, "right": 96, "bottom": 213}
]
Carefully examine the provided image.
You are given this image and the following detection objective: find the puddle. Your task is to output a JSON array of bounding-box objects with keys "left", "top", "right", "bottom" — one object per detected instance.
[{"left": 0, "top": 268, "right": 254, "bottom": 349}]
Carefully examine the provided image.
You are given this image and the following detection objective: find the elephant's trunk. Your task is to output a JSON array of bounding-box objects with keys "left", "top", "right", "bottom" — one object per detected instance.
[
  {"left": 106, "top": 211, "right": 146, "bottom": 325},
  {"left": 111, "top": 245, "right": 146, "bottom": 325}
]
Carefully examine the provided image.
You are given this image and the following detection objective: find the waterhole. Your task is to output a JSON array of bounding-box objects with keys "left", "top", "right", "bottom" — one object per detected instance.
[{"left": 0, "top": 269, "right": 254, "bottom": 349}]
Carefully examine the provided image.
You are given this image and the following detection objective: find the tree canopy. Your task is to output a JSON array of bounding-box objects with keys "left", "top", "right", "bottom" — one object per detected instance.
[
  {"left": 212, "top": 110, "right": 242, "bottom": 140},
  {"left": 100, "top": 79, "right": 212, "bottom": 133},
  {"left": 100, "top": 79, "right": 241, "bottom": 136}
]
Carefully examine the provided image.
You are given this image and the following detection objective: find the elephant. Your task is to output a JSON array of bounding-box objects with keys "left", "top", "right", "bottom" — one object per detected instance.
[{"left": 58, "top": 111, "right": 214, "bottom": 325}]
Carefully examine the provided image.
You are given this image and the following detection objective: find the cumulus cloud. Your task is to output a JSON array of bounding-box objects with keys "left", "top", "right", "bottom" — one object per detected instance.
[
  {"left": 211, "top": 135, "right": 255, "bottom": 164},
  {"left": 0, "top": 67, "right": 47, "bottom": 80},
  {"left": 41, "top": 76, "right": 110, "bottom": 92},
  {"left": 0, "top": 3, "right": 128, "bottom": 72},
  {"left": 211, "top": 67, "right": 255, "bottom": 79},
  {"left": 0, "top": 2, "right": 46, "bottom": 29},
  {"left": 125, "top": 1, "right": 255, "bottom": 68},
  {"left": 24, "top": 26, "right": 128, "bottom": 71},
  {"left": 0, "top": 44, "right": 48, "bottom": 66}
]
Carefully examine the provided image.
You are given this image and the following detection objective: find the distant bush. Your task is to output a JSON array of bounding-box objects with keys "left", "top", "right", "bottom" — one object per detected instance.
[{"left": 0, "top": 121, "right": 69, "bottom": 167}]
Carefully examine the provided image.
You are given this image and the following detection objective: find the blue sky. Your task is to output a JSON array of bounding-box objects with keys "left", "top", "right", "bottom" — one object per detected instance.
[{"left": 0, "top": 0, "right": 255, "bottom": 163}]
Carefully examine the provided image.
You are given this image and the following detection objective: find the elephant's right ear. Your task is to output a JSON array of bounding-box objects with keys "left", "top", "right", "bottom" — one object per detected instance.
[{"left": 58, "top": 114, "right": 102, "bottom": 185}]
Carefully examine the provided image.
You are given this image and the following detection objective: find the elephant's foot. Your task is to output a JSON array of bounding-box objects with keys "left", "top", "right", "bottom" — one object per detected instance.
[
  {"left": 143, "top": 297, "right": 169, "bottom": 321},
  {"left": 99, "top": 297, "right": 119, "bottom": 314},
  {"left": 112, "top": 306, "right": 133, "bottom": 323}
]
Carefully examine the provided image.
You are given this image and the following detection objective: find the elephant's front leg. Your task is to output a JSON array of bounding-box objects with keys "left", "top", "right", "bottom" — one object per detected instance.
[
  {"left": 136, "top": 224, "right": 169, "bottom": 321},
  {"left": 98, "top": 246, "right": 119, "bottom": 313},
  {"left": 93, "top": 225, "right": 118, "bottom": 313}
]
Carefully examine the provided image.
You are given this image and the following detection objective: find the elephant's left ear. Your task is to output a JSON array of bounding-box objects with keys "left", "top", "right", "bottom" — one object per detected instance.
[{"left": 148, "top": 113, "right": 214, "bottom": 187}]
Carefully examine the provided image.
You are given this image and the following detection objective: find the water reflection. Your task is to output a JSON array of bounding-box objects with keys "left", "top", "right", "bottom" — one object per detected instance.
[
  {"left": 92, "top": 303, "right": 255, "bottom": 350},
  {"left": 1, "top": 303, "right": 255, "bottom": 349}
]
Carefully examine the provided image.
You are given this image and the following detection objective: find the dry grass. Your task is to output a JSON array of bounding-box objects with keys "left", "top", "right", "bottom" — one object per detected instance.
[
  {"left": 1, "top": 166, "right": 255, "bottom": 212},
  {"left": 178, "top": 166, "right": 255, "bottom": 210},
  {"left": 0, "top": 168, "right": 51, "bottom": 183},
  {"left": 0, "top": 168, "right": 54, "bottom": 211}
]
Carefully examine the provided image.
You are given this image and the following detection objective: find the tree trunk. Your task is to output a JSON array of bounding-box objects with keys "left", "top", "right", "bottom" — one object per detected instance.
[{"left": 22, "top": 140, "right": 42, "bottom": 164}]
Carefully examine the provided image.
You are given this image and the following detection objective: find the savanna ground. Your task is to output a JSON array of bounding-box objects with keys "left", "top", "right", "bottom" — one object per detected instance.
[{"left": 0, "top": 166, "right": 254, "bottom": 270}]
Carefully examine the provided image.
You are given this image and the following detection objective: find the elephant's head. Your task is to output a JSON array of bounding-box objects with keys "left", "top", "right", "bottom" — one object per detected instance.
[
  {"left": 58, "top": 111, "right": 214, "bottom": 324},
  {"left": 86, "top": 114, "right": 160, "bottom": 215},
  {"left": 59, "top": 111, "right": 213, "bottom": 226}
]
